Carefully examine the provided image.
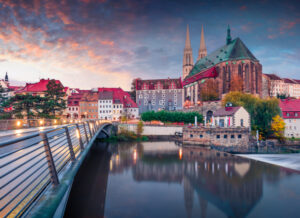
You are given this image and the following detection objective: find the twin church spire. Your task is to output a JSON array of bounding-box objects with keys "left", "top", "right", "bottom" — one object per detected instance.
[{"left": 183, "top": 24, "right": 207, "bottom": 80}]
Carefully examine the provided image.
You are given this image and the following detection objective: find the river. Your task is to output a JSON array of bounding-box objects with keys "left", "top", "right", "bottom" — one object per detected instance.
[{"left": 64, "top": 141, "right": 300, "bottom": 218}]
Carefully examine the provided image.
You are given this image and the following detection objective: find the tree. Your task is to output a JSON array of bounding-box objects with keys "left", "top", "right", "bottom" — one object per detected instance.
[
  {"left": 3, "top": 94, "right": 45, "bottom": 119},
  {"left": 222, "top": 91, "right": 281, "bottom": 138},
  {"left": 137, "top": 121, "right": 144, "bottom": 137},
  {"left": 271, "top": 115, "right": 285, "bottom": 141},
  {"left": 230, "top": 74, "right": 243, "bottom": 92},
  {"left": 200, "top": 79, "right": 219, "bottom": 101},
  {"left": 42, "top": 80, "right": 66, "bottom": 117}
]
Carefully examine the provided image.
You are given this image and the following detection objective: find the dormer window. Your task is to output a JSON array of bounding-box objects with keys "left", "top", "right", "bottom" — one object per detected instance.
[{"left": 287, "top": 112, "right": 290, "bottom": 117}]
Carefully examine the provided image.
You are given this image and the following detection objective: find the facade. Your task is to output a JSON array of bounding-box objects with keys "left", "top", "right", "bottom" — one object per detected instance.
[
  {"left": 135, "top": 78, "right": 183, "bottom": 113},
  {"left": 213, "top": 106, "right": 250, "bottom": 128},
  {"left": 79, "top": 91, "right": 98, "bottom": 120},
  {"left": 98, "top": 88, "right": 139, "bottom": 121},
  {"left": 183, "top": 127, "right": 250, "bottom": 147},
  {"left": 279, "top": 99, "right": 300, "bottom": 138},
  {"left": 263, "top": 74, "right": 300, "bottom": 98},
  {"left": 182, "top": 26, "right": 262, "bottom": 105},
  {"left": 66, "top": 93, "right": 82, "bottom": 119}
]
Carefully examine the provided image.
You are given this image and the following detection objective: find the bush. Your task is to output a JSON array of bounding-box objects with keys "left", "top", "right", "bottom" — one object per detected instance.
[{"left": 141, "top": 111, "right": 203, "bottom": 124}]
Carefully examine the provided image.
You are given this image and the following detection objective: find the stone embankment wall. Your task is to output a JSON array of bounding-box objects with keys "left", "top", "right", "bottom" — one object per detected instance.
[
  {"left": 119, "top": 124, "right": 183, "bottom": 136},
  {"left": 182, "top": 101, "right": 222, "bottom": 116},
  {"left": 183, "top": 126, "right": 250, "bottom": 147}
]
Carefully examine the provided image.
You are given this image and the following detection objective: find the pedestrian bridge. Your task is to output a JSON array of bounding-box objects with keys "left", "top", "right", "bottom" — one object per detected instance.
[{"left": 0, "top": 121, "right": 116, "bottom": 217}]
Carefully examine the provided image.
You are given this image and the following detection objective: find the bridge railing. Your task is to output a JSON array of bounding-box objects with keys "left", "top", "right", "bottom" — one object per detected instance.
[{"left": 0, "top": 120, "right": 107, "bottom": 217}]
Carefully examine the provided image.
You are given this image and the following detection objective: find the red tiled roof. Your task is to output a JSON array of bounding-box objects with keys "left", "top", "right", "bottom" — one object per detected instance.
[
  {"left": 280, "top": 99, "right": 300, "bottom": 119},
  {"left": 8, "top": 85, "right": 24, "bottom": 91},
  {"left": 264, "top": 74, "right": 282, "bottom": 80},
  {"left": 98, "top": 87, "right": 138, "bottom": 108},
  {"left": 214, "top": 107, "right": 241, "bottom": 117},
  {"left": 18, "top": 79, "right": 64, "bottom": 93},
  {"left": 68, "top": 93, "right": 84, "bottom": 106},
  {"left": 283, "top": 78, "right": 297, "bottom": 84},
  {"left": 183, "top": 67, "right": 218, "bottom": 86},
  {"left": 136, "top": 78, "right": 182, "bottom": 90}
]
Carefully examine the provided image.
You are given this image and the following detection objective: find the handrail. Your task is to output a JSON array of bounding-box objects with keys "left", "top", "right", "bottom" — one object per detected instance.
[{"left": 0, "top": 120, "right": 110, "bottom": 217}]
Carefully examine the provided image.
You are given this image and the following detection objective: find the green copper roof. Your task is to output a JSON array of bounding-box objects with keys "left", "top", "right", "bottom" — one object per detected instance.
[{"left": 186, "top": 37, "right": 258, "bottom": 79}]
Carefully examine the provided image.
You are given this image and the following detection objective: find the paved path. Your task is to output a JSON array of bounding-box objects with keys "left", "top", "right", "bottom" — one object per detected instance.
[{"left": 238, "top": 153, "right": 300, "bottom": 171}]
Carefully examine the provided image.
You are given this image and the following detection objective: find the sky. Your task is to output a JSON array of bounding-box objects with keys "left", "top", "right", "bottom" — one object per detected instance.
[{"left": 0, "top": 0, "right": 299, "bottom": 90}]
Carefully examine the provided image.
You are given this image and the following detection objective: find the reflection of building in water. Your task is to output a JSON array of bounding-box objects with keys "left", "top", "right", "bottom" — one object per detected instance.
[{"left": 130, "top": 145, "right": 263, "bottom": 218}]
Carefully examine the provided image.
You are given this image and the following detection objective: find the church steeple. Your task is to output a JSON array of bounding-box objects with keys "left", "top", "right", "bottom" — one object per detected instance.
[
  {"left": 183, "top": 24, "right": 194, "bottom": 80},
  {"left": 197, "top": 25, "right": 207, "bottom": 61},
  {"left": 226, "top": 25, "right": 232, "bottom": 45},
  {"left": 5, "top": 72, "right": 8, "bottom": 82}
]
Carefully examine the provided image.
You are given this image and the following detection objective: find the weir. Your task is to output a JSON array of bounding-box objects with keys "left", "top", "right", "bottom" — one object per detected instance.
[{"left": 0, "top": 120, "right": 116, "bottom": 217}]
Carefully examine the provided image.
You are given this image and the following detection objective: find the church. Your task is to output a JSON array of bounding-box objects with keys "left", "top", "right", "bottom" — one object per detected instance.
[{"left": 182, "top": 25, "right": 262, "bottom": 105}]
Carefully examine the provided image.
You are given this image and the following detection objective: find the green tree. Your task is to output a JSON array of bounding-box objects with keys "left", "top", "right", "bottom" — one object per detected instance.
[
  {"left": 141, "top": 111, "right": 203, "bottom": 124},
  {"left": 42, "top": 80, "right": 66, "bottom": 117},
  {"left": 223, "top": 91, "right": 281, "bottom": 138},
  {"left": 3, "top": 94, "right": 45, "bottom": 119}
]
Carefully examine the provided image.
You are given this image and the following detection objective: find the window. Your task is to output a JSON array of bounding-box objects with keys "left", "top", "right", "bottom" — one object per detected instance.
[
  {"left": 231, "top": 135, "right": 235, "bottom": 139},
  {"left": 287, "top": 112, "right": 290, "bottom": 117},
  {"left": 241, "top": 119, "right": 244, "bottom": 127},
  {"left": 190, "top": 134, "right": 193, "bottom": 138},
  {"left": 200, "top": 135, "right": 203, "bottom": 138},
  {"left": 296, "top": 113, "right": 298, "bottom": 117},
  {"left": 216, "top": 135, "right": 220, "bottom": 139},
  {"left": 224, "top": 135, "right": 227, "bottom": 139},
  {"left": 238, "top": 135, "right": 242, "bottom": 138}
]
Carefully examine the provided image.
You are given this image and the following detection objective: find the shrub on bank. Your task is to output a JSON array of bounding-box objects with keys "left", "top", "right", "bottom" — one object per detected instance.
[{"left": 141, "top": 111, "right": 203, "bottom": 124}]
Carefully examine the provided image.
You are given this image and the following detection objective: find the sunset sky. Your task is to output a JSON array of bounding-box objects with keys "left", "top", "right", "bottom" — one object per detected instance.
[{"left": 0, "top": 0, "right": 299, "bottom": 90}]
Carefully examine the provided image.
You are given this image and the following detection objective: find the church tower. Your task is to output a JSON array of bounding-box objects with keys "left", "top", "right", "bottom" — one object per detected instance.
[
  {"left": 5, "top": 72, "right": 8, "bottom": 82},
  {"left": 197, "top": 25, "right": 207, "bottom": 61},
  {"left": 226, "top": 25, "right": 232, "bottom": 45},
  {"left": 183, "top": 25, "right": 193, "bottom": 80}
]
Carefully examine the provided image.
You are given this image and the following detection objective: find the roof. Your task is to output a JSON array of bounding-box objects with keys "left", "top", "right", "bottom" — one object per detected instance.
[
  {"left": 183, "top": 67, "right": 217, "bottom": 86},
  {"left": 18, "top": 79, "right": 63, "bottom": 93},
  {"left": 187, "top": 37, "right": 258, "bottom": 79},
  {"left": 264, "top": 74, "right": 282, "bottom": 80},
  {"left": 81, "top": 92, "right": 98, "bottom": 102},
  {"left": 68, "top": 93, "right": 84, "bottom": 106},
  {"left": 99, "top": 91, "right": 113, "bottom": 100},
  {"left": 8, "top": 85, "right": 24, "bottom": 91},
  {"left": 283, "top": 78, "right": 298, "bottom": 84},
  {"left": 136, "top": 78, "right": 182, "bottom": 90},
  {"left": 214, "top": 107, "right": 241, "bottom": 117},
  {"left": 279, "top": 99, "right": 300, "bottom": 112}
]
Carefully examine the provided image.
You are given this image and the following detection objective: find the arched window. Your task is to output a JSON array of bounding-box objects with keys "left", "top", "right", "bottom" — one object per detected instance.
[
  {"left": 245, "top": 64, "right": 250, "bottom": 92},
  {"left": 255, "top": 66, "right": 259, "bottom": 93},
  {"left": 222, "top": 66, "right": 226, "bottom": 93}
]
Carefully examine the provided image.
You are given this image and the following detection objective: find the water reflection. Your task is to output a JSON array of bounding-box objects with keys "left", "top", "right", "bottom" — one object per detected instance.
[{"left": 65, "top": 141, "right": 300, "bottom": 218}]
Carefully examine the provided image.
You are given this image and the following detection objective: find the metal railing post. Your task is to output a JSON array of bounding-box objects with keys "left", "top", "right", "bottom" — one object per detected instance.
[
  {"left": 83, "top": 122, "right": 89, "bottom": 142},
  {"left": 64, "top": 127, "right": 76, "bottom": 161},
  {"left": 87, "top": 121, "right": 93, "bottom": 137},
  {"left": 40, "top": 132, "right": 59, "bottom": 186},
  {"left": 76, "top": 124, "right": 84, "bottom": 150}
]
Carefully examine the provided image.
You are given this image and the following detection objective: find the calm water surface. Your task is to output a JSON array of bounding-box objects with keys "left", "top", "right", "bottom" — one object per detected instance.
[{"left": 65, "top": 141, "right": 300, "bottom": 218}]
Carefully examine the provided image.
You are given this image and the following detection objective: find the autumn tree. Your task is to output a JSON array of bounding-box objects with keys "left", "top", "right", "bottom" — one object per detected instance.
[
  {"left": 230, "top": 74, "right": 243, "bottom": 92},
  {"left": 200, "top": 79, "right": 219, "bottom": 101},
  {"left": 223, "top": 91, "right": 281, "bottom": 138},
  {"left": 271, "top": 115, "right": 285, "bottom": 142}
]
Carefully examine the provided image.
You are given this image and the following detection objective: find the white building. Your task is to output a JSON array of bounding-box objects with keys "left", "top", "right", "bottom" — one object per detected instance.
[
  {"left": 212, "top": 105, "right": 250, "bottom": 128},
  {"left": 279, "top": 99, "right": 300, "bottom": 138},
  {"left": 98, "top": 88, "right": 139, "bottom": 121}
]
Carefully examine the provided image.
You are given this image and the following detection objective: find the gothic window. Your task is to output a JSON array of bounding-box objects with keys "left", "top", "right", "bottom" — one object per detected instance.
[
  {"left": 238, "top": 64, "right": 243, "bottom": 79},
  {"left": 222, "top": 66, "right": 226, "bottom": 93},
  {"left": 245, "top": 64, "right": 250, "bottom": 92},
  {"left": 255, "top": 66, "right": 259, "bottom": 93}
]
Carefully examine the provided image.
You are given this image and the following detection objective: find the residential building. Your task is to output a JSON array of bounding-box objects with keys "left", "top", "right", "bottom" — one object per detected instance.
[
  {"left": 79, "top": 91, "right": 98, "bottom": 120},
  {"left": 135, "top": 78, "right": 183, "bottom": 113},
  {"left": 66, "top": 93, "right": 83, "bottom": 119},
  {"left": 279, "top": 99, "right": 300, "bottom": 138},
  {"left": 263, "top": 74, "right": 300, "bottom": 98},
  {"left": 183, "top": 25, "right": 262, "bottom": 104},
  {"left": 98, "top": 88, "right": 139, "bottom": 121},
  {"left": 213, "top": 104, "right": 250, "bottom": 128}
]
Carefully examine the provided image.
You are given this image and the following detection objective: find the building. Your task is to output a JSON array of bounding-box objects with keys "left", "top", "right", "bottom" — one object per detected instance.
[
  {"left": 79, "top": 91, "right": 99, "bottom": 120},
  {"left": 213, "top": 105, "right": 250, "bottom": 128},
  {"left": 279, "top": 99, "right": 300, "bottom": 138},
  {"left": 135, "top": 78, "right": 183, "bottom": 113},
  {"left": 16, "top": 78, "right": 65, "bottom": 97},
  {"left": 263, "top": 74, "right": 300, "bottom": 98},
  {"left": 182, "top": 25, "right": 262, "bottom": 104},
  {"left": 66, "top": 93, "right": 83, "bottom": 119},
  {"left": 98, "top": 88, "right": 138, "bottom": 121}
]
